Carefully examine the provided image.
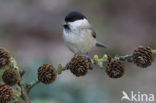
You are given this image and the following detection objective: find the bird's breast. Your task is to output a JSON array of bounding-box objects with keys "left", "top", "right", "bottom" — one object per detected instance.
[{"left": 63, "top": 29, "right": 96, "bottom": 54}]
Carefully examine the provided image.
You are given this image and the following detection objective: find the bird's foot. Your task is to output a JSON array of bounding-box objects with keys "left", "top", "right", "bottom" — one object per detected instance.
[
  {"left": 66, "top": 62, "right": 69, "bottom": 68},
  {"left": 82, "top": 55, "right": 90, "bottom": 59}
]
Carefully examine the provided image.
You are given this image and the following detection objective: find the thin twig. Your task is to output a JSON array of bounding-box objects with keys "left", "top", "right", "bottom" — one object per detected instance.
[
  {"left": 26, "top": 80, "right": 40, "bottom": 94},
  {"left": 17, "top": 69, "right": 30, "bottom": 103},
  {"left": 115, "top": 54, "right": 133, "bottom": 62},
  {"left": 18, "top": 82, "right": 30, "bottom": 103},
  {"left": 57, "top": 64, "right": 68, "bottom": 74}
]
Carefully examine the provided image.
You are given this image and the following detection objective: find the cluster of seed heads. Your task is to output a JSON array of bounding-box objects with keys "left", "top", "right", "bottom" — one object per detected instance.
[
  {"left": 67, "top": 46, "right": 154, "bottom": 78},
  {"left": 0, "top": 48, "right": 21, "bottom": 103},
  {"left": 0, "top": 45, "right": 155, "bottom": 103},
  {"left": 0, "top": 48, "right": 58, "bottom": 103}
]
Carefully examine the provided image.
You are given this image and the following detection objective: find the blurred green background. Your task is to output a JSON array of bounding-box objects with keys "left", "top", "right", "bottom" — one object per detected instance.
[{"left": 0, "top": 0, "right": 156, "bottom": 103}]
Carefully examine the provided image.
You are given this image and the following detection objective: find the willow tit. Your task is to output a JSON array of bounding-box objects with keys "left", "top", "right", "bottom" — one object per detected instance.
[{"left": 63, "top": 11, "right": 106, "bottom": 54}]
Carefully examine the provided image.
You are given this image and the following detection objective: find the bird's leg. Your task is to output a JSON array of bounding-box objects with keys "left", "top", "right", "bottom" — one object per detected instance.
[
  {"left": 65, "top": 54, "right": 77, "bottom": 68},
  {"left": 65, "top": 62, "right": 69, "bottom": 68},
  {"left": 82, "top": 53, "right": 90, "bottom": 59}
]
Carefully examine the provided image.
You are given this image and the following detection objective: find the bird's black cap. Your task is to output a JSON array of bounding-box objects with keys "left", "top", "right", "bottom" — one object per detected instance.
[{"left": 65, "top": 11, "right": 86, "bottom": 22}]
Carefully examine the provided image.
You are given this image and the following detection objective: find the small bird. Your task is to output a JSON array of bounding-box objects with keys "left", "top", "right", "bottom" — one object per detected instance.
[{"left": 63, "top": 11, "right": 106, "bottom": 55}]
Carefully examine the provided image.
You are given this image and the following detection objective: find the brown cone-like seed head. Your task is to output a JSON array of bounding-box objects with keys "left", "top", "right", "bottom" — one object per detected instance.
[
  {"left": 106, "top": 60, "right": 125, "bottom": 78},
  {"left": 38, "top": 64, "right": 57, "bottom": 84},
  {"left": 68, "top": 55, "right": 92, "bottom": 77},
  {"left": 133, "top": 46, "right": 154, "bottom": 68},
  {"left": 2, "top": 69, "right": 21, "bottom": 86},
  {"left": 0, "top": 83, "right": 13, "bottom": 103},
  {"left": 0, "top": 48, "right": 11, "bottom": 69}
]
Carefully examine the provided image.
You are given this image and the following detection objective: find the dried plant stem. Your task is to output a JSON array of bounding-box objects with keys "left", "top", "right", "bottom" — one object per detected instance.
[
  {"left": 115, "top": 54, "right": 133, "bottom": 62},
  {"left": 56, "top": 49, "right": 156, "bottom": 73},
  {"left": 26, "top": 80, "right": 40, "bottom": 94},
  {"left": 11, "top": 57, "right": 30, "bottom": 102},
  {"left": 57, "top": 53, "right": 133, "bottom": 73},
  {"left": 24, "top": 48, "right": 156, "bottom": 93},
  {"left": 18, "top": 82, "right": 30, "bottom": 103}
]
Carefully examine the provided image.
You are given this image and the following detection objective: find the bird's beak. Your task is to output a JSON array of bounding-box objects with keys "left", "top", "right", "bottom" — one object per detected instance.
[{"left": 62, "top": 21, "right": 67, "bottom": 26}]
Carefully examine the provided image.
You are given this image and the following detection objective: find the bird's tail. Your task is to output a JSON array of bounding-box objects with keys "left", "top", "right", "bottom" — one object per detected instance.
[{"left": 96, "top": 41, "right": 107, "bottom": 48}]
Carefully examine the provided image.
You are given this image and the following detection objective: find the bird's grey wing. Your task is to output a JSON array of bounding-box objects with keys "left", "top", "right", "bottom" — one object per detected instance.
[
  {"left": 88, "top": 27, "right": 107, "bottom": 48},
  {"left": 88, "top": 27, "right": 96, "bottom": 38}
]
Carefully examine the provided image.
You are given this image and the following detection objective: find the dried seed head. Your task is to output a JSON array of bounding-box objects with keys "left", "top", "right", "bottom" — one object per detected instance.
[
  {"left": 0, "top": 48, "right": 11, "bottom": 69},
  {"left": 0, "top": 83, "right": 13, "bottom": 103},
  {"left": 2, "top": 69, "right": 21, "bottom": 86},
  {"left": 68, "top": 55, "right": 92, "bottom": 77},
  {"left": 133, "top": 46, "right": 154, "bottom": 68},
  {"left": 106, "top": 60, "right": 125, "bottom": 78},
  {"left": 38, "top": 64, "right": 57, "bottom": 84}
]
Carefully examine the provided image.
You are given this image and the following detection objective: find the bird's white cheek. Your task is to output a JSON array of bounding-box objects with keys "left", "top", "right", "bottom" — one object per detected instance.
[{"left": 68, "top": 19, "right": 90, "bottom": 30}]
